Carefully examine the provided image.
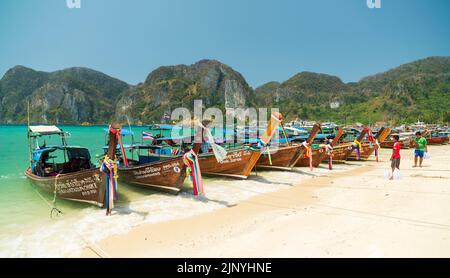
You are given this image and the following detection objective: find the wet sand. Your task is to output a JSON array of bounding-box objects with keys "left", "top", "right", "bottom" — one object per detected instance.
[{"left": 81, "top": 145, "right": 450, "bottom": 258}]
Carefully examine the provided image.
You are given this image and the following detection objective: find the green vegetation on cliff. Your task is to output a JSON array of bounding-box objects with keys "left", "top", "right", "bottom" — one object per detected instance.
[
  {"left": 255, "top": 57, "right": 450, "bottom": 124},
  {"left": 0, "top": 57, "right": 449, "bottom": 125}
]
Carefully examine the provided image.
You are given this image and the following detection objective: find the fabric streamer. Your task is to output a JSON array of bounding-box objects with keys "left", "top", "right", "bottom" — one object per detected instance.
[
  {"left": 198, "top": 122, "right": 227, "bottom": 163},
  {"left": 183, "top": 150, "right": 204, "bottom": 196},
  {"left": 100, "top": 155, "right": 118, "bottom": 216},
  {"left": 374, "top": 139, "right": 380, "bottom": 162},
  {"left": 266, "top": 146, "right": 272, "bottom": 165},
  {"left": 302, "top": 141, "right": 313, "bottom": 171},
  {"left": 353, "top": 139, "right": 362, "bottom": 160},
  {"left": 367, "top": 130, "right": 374, "bottom": 143},
  {"left": 308, "top": 146, "right": 313, "bottom": 171},
  {"left": 302, "top": 141, "right": 310, "bottom": 158},
  {"left": 109, "top": 126, "right": 129, "bottom": 167},
  {"left": 324, "top": 144, "right": 333, "bottom": 170}
]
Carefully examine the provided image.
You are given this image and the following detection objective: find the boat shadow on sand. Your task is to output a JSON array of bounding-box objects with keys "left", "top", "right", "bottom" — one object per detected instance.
[
  {"left": 118, "top": 181, "right": 237, "bottom": 211},
  {"left": 111, "top": 194, "right": 150, "bottom": 219},
  {"left": 248, "top": 174, "right": 297, "bottom": 185},
  {"left": 187, "top": 194, "right": 237, "bottom": 208}
]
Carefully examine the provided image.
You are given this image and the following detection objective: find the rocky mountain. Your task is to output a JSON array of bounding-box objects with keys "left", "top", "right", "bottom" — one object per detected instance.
[
  {"left": 115, "top": 59, "right": 254, "bottom": 123},
  {"left": 255, "top": 56, "right": 450, "bottom": 124},
  {"left": 0, "top": 66, "right": 130, "bottom": 124},
  {"left": 1, "top": 57, "right": 449, "bottom": 125}
]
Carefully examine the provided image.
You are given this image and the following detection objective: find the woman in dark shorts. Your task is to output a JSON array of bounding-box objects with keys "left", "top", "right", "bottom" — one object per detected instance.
[{"left": 390, "top": 135, "right": 401, "bottom": 180}]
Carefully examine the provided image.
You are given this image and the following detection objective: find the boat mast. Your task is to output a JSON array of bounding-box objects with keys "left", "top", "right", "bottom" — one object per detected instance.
[
  {"left": 280, "top": 119, "right": 291, "bottom": 146},
  {"left": 27, "top": 101, "right": 32, "bottom": 169}
]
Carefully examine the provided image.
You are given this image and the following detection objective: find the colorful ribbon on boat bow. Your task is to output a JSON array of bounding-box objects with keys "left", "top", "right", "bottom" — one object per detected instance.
[
  {"left": 323, "top": 143, "right": 334, "bottom": 170},
  {"left": 353, "top": 139, "right": 362, "bottom": 160},
  {"left": 374, "top": 139, "right": 380, "bottom": 162},
  {"left": 367, "top": 130, "right": 374, "bottom": 144},
  {"left": 302, "top": 141, "right": 313, "bottom": 171},
  {"left": 109, "top": 125, "right": 128, "bottom": 167},
  {"left": 100, "top": 155, "right": 118, "bottom": 216},
  {"left": 183, "top": 150, "right": 204, "bottom": 196}
]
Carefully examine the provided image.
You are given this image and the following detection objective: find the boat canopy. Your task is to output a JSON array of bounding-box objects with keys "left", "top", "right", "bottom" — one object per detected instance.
[
  {"left": 155, "top": 135, "right": 193, "bottom": 142},
  {"left": 148, "top": 124, "right": 180, "bottom": 130},
  {"left": 103, "top": 128, "right": 134, "bottom": 136},
  {"left": 282, "top": 126, "right": 308, "bottom": 135},
  {"left": 150, "top": 124, "right": 236, "bottom": 136},
  {"left": 102, "top": 143, "right": 139, "bottom": 150},
  {"left": 31, "top": 146, "right": 92, "bottom": 176},
  {"left": 293, "top": 134, "right": 330, "bottom": 140},
  {"left": 29, "top": 125, "right": 64, "bottom": 136},
  {"left": 32, "top": 146, "right": 91, "bottom": 160}
]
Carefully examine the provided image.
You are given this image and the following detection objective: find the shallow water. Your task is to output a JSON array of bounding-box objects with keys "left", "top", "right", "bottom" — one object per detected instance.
[{"left": 0, "top": 125, "right": 355, "bottom": 257}]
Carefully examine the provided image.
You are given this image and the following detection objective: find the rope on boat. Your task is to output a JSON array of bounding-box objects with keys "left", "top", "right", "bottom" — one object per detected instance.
[
  {"left": 30, "top": 174, "right": 63, "bottom": 218},
  {"left": 29, "top": 174, "right": 110, "bottom": 257},
  {"left": 32, "top": 185, "right": 109, "bottom": 257},
  {"left": 51, "top": 174, "right": 63, "bottom": 218}
]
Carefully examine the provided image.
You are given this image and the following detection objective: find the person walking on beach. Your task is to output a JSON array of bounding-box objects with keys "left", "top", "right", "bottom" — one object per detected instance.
[
  {"left": 390, "top": 135, "right": 401, "bottom": 180},
  {"left": 413, "top": 131, "right": 428, "bottom": 168}
]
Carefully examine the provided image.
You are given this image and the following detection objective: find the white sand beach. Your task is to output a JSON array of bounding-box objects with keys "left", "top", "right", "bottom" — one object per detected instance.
[{"left": 81, "top": 145, "right": 450, "bottom": 258}]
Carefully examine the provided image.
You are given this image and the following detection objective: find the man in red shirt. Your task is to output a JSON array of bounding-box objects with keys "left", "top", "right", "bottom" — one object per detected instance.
[{"left": 390, "top": 135, "right": 401, "bottom": 180}]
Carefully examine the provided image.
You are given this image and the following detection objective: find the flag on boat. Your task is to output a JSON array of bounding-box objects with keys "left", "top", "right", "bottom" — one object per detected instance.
[{"left": 142, "top": 131, "right": 155, "bottom": 140}]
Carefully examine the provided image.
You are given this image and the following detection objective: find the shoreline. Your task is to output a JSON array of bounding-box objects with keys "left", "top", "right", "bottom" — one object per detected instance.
[
  {"left": 80, "top": 160, "right": 372, "bottom": 257},
  {"left": 81, "top": 145, "right": 450, "bottom": 258}
]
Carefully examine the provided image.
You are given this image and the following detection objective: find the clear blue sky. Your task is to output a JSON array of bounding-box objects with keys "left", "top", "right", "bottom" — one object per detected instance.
[{"left": 0, "top": 0, "right": 449, "bottom": 87}]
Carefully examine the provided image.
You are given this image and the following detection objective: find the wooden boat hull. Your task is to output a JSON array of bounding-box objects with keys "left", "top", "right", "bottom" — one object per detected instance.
[
  {"left": 296, "top": 148, "right": 325, "bottom": 167},
  {"left": 25, "top": 167, "right": 106, "bottom": 207},
  {"left": 118, "top": 157, "right": 187, "bottom": 194},
  {"left": 348, "top": 128, "right": 391, "bottom": 160},
  {"left": 198, "top": 148, "right": 261, "bottom": 179},
  {"left": 324, "top": 143, "right": 353, "bottom": 161},
  {"left": 348, "top": 143, "right": 376, "bottom": 160},
  {"left": 256, "top": 144, "right": 303, "bottom": 170},
  {"left": 426, "top": 137, "right": 448, "bottom": 145},
  {"left": 381, "top": 139, "right": 411, "bottom": 149}
]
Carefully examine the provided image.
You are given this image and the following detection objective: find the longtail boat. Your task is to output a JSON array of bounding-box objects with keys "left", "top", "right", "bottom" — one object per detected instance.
[
  {"left": 316, "top": 127, "right": 345, "bottom": 166},
  {"left": 295, "top": 148, "right": 322, "bottom": 167},
  {"left": 425, "top": 131, "right": 449, "bottom": 145},
  {"left": 25, "top": 125, "right": 106, "bottom": 207},
  {"left": 295, "top": 126, "right": 342, "bottom": 168},
  {"left": 293, "top": 123, "right": 323, "bottom": 167},
  {"left": 196, "top": 112, "right": 282, "bottom": 177},
  {"left": 254, "top": 122, "right": 320, "bottom": 171},
  {"left": 380, "top": 134, "right": 412, "bottom": 149},
  {"left": 105, "top": 124, "right": 187, "bottom": 194},
  {"left": 426, "top": 137, "right": 448, "bottom": 145},
  {"left": 197, "top": 147, "right": 262, "bottom": 178},
  {"left": 331, "top": 127, "right": 369, "bottom": 161},
  {"left": 143, "top": 112, "right": 283, "bottom": 179},
  {"left": 255, "top": 144, "right": 304, "bottom": 171},
  {"left": 348, "top": 127, "right": 391, "bottom": 160}
]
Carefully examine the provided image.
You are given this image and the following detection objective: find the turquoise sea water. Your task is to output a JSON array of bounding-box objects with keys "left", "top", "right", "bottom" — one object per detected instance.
[
  {"left": 0, "top": 125, "right": 355, "bottom": 257},
  {"left": 0, "top": 125, "right": 149, "bottom": 247}
]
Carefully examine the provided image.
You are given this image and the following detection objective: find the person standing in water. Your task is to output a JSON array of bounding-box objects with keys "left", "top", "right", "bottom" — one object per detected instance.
[
  {"left": 413, "top": 131, "right": 428, "bottom": 168},
  {"left": 390, "top": 135, "right": 401, "bottom": 180}
]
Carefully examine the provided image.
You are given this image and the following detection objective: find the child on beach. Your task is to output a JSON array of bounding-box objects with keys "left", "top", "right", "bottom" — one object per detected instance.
[
  {"left": 413, "top": 131, "right": 428, "bottom": 168},
  {"left": 390, "top": 135, "right": 401, "bottom": 180}
]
